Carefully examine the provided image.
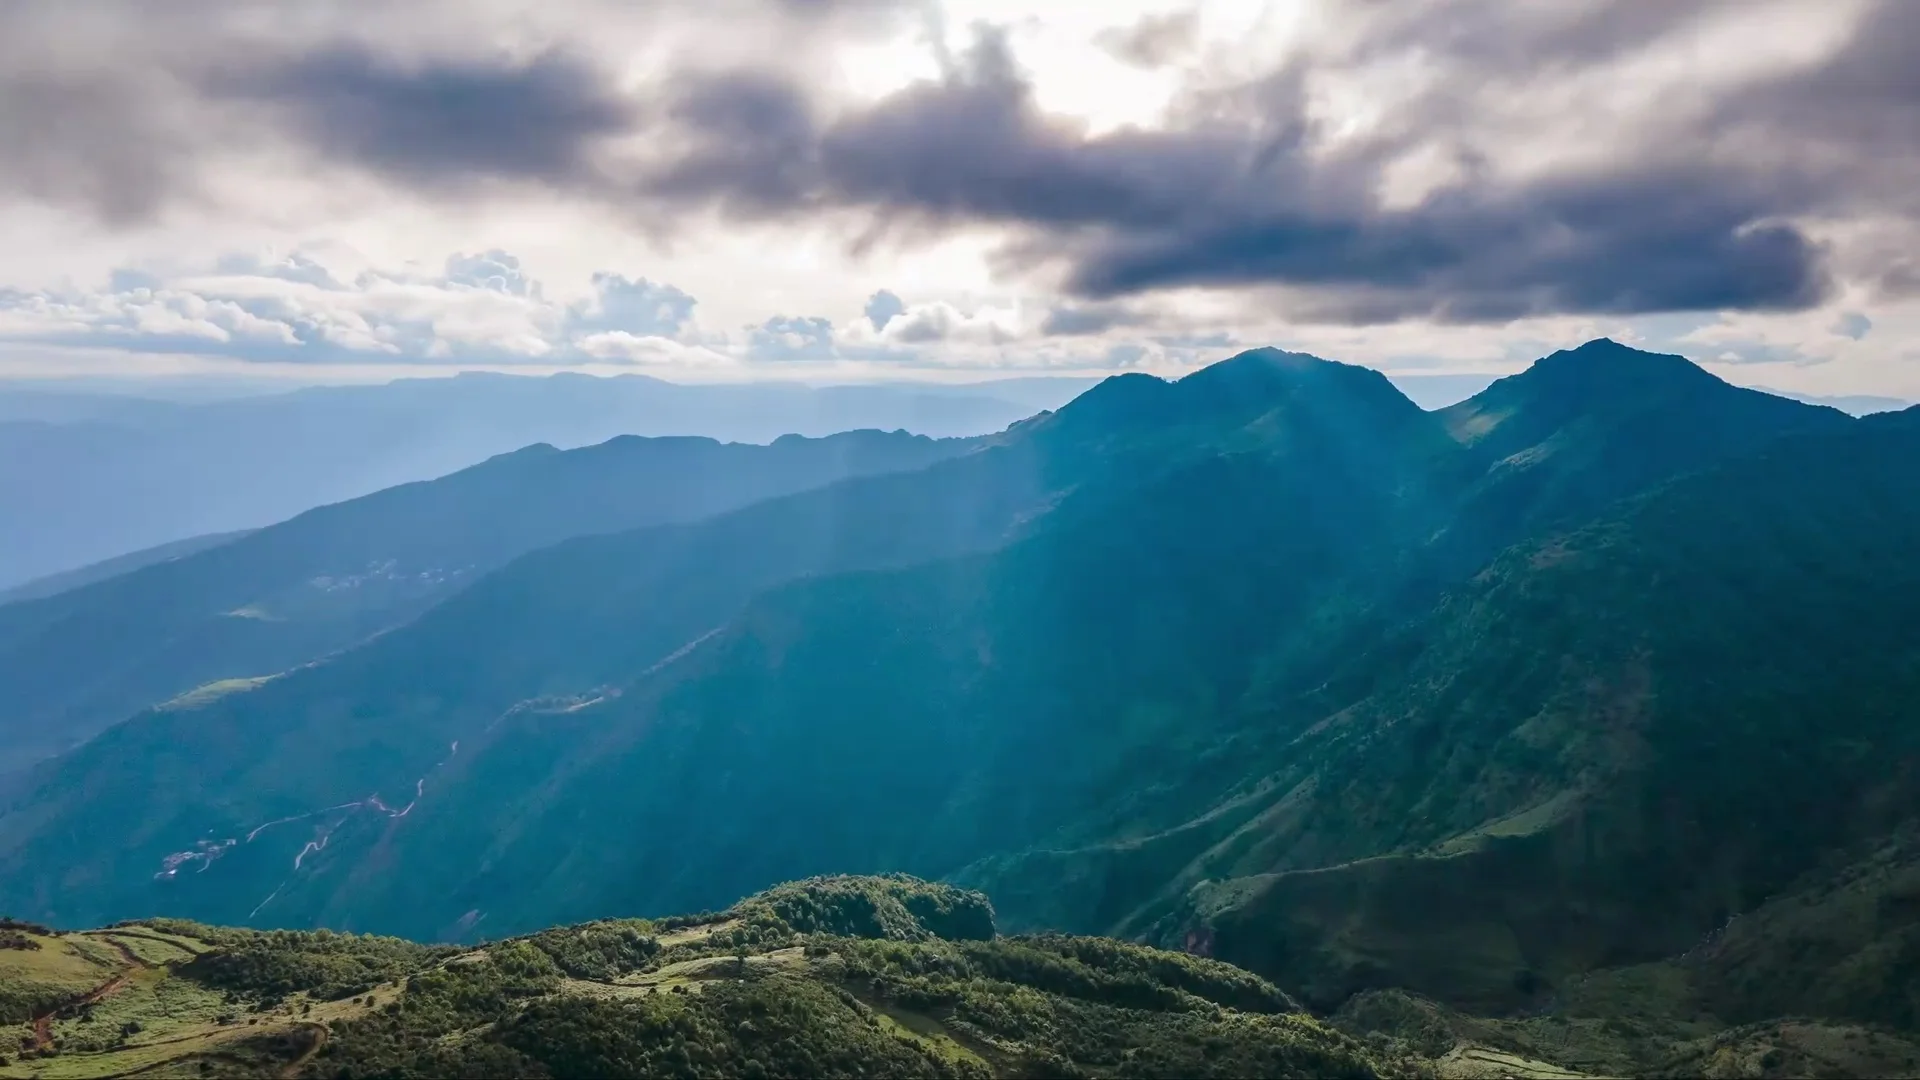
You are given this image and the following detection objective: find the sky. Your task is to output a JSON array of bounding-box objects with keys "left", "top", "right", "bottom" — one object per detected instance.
[{"left": 1, "top": 0, "right": 1917, "bottom": 396}]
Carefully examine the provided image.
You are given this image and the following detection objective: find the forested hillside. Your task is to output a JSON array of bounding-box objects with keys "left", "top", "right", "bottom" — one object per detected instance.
[
  {"left": 0, "top": 428, "right": 969, "bottom": 769},
  {"left": 4, "top": 341, "right": 1917, "bottom": 1078}
]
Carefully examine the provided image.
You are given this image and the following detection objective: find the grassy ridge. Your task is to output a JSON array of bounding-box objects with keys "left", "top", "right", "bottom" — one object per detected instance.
[{"left": 0, "top": 877, "right": 1389, "bottom": 1079}]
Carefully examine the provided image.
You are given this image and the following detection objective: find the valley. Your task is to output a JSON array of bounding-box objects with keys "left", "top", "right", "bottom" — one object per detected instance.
[{"left": 3, "top": 341, "right": 1918, "bottom": 1077}]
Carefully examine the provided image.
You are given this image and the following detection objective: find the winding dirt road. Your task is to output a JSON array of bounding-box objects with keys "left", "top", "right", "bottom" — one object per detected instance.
[{"left": 28, "top": 935, "right": 145, "bottom": 1051}]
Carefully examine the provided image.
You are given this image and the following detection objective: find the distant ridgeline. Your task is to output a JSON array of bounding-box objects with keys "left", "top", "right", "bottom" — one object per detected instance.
[{"left": 4, "top": 340, "right": 1920, "bottom": 1078}]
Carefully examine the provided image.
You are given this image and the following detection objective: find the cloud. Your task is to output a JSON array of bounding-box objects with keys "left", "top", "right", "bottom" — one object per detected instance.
[
  {"left": 0, "top": 250, "right": 712, "bottom": 366},
  {"left": 864, "top": 289, "right": 905, "bottom": 331},
  {"left": 441, "top": 250, "right": 543, "bottom": 297},
  {"left": 0, "top": 0, "right": 908, "bottom": 225},
  {"left": 1833, "top": 311, "right": 1873, "bottom": 340},
  {"left": 201, "top": 46, "right": 633, "bottom": 192},
  {"left": 0, "top": 249, "right": 1156, "bottom": 374},
  {"left": 624, "top": 21, "right": 1857, "bottom": 322},
  {"left": 568, "top": 273, "right": 697, "bottom": 337},
  {"left": 1041, "top": 303, "right": 1147, "bottom": 336},
  {"left": 0, "top": 0, "right": 1916, "bottom": 385},
  {"left": 747, "top": 314, "right": 837, "bottom": 361},
  {"left": 1095, "top": 10, "right": 1198, "bottom": 69},
  {"left": 214, "top": 253, "right": 344, "bottom": 290},
  {"left": 0, "top": 45, "right": 198, "bottom": 225},
  {"left": 884, "top": 301, "right": 1008, "bottom": 345},
  {"left": 576, "top": 331, "right": 731, "bottom": 367}
]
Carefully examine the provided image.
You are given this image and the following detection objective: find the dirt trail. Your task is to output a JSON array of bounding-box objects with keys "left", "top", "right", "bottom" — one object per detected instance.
[
  {"left": 27, "top": 936, "right": 146, "bottom": 1050},
  {"left": 279, "top": 1022, "right": 329, "bottom": 1079}
]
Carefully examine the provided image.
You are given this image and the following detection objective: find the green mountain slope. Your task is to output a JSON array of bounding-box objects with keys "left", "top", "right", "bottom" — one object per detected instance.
[
  {"left": 244, "top": 352, "right": 1448, "bottom": 939},
  {"left": 3, "top": 338, "right": 1895, "bottom": 1061},
  {"left": 0, "top": 876, "right": 1392, "bottom": 1080},
  {"left": 1, "top": 359, "right": 1329, "bottom": 931},
  {"left": 0, "top": 340, "right": 1853, "bottom": 947},
  {"left": 7, "top": 343, "right": 1917, "bottom": 1077},
  {"left": 0, "top": 530, "right": 254, "bottom": 606},
  {"left": 1115, "top": 408, "right": 1920, "bottom": 1012},
  {"left": 327, "top": 341, "right": 1844, "bottom": 943},
  {"left": 0, "top": 428, "right": 969, "bottom": 770}
]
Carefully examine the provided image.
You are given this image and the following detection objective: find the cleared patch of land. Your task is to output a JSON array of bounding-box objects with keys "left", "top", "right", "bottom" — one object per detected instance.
[{"left": 157, "top": 677, "right": 275, "bottom": 712}]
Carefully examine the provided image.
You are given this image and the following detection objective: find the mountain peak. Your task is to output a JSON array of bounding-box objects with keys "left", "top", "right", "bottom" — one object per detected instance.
[
  {"left": 1525, "top": 338, "right": 1719, "bottom": 390},
  {"left": 1182, "top": 346, "right": 1367, "bottom": 385},
  {"left": 1177, "top": 346, "right": 1422, "bottom": 426},
  {"left": 1442, "top": 338, "right": 1848, "bottom": 457},
  {"left": 1451, "top": 342, "right": 1729, "bottom": 433},
  {"left": 1047, "top": 348, "right": 1420, "bottom": 444}
]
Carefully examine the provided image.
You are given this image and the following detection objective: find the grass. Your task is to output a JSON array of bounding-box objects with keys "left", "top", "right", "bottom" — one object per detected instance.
[
  {"left": 0, "top": 933, "right": 125, "bottom": 1025},
  {"left": 652, "top": 919, "right": 738, "bottom": 948},
  {"left": 43, "top": 966, "right": 228, "bottom": 1052},
  {"left": 1654, "top": 1020, "right": 1920, "bottom": 1079},
  {"left": 1435, "top": 1044, "right": 1588, "bottom": 1079},
  {"left": 0, "top": 922, "right": 402, "bottom": 1080},
  {"left": 155, "top": 677, "right": 274, "bottom": 712},
  {"left": 870, "top": 1007, "right": 997, "bottom": 1072},
  {"left": 1431, "top": 790, "right": 1583, "bottom": 856},
  {"left": 80, "top": 933, "right": 197, "bottom": 968},
  {"left": 556, "top": 944, "right": 810, "bottom": 998},
  {"left": 4, "top": 876, "right": 1392, "bottom": 1078},
  {"left": 0, "top": 983, "right": 392, "bottom": 1079}
]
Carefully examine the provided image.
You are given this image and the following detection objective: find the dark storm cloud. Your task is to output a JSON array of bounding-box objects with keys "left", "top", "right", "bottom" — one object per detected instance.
[
  {"left": 647, "top": 71, "right": 824, "bottom": 215},
  {"left": 619, "top": 25, "right": 1847, "bottom": 321},
  {"left": 201, "top": 47, "right": 632, "bottom": 189},
  {"left": 3, "top": 0, "right": 1915, "bottom": 327},
  {"left": 0, "top": 70, "right": 196, "bottom": 225},
  {"left": 0, "top": 0, "right": 893, "bottom": 223}
]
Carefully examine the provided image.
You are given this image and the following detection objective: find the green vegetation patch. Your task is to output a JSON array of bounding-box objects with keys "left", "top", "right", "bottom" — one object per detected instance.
[
  {"left": 80, "top": 931, "right": 196, "bottom": 968},
  {"left": 157, "top": 923, "right": 454, "bottom": 1004},
  {"left": 0, "top": 932, "right": 122, "bottom": 1024},
  {"left": 43, "top": 965, "right": 228, "bottom": 1052},
  {"left": 156, "top": 676, "right": 275, "bottom": 711},
  {"left": 1, "top": 878, "right": 1390, "bottom": 1078},
  {"left": 731, "top": 874, "right": 998, "bottom": 944}
]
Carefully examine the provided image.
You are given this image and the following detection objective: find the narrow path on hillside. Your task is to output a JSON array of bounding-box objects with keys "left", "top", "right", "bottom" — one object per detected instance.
[
  {"left": 27, "top": 936, "right": 147, "bottom": 1051},
  {"left": 279, "top": 1022, "right": 329, "bottom": 1078}
]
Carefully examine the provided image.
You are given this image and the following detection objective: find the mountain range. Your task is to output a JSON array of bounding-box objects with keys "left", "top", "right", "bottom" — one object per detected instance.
[
  {"left": 0, "top": 372, "right": 1100, "bottom": 592},
  {"left": 0, "top": 427, "right": 972, "bottom": 770},
  {"left": 2, "top": 338, "right": 1917, "bottom": 1077},
  {"left": 26, "top": 366, "right": 1880, "bottom": 600}
]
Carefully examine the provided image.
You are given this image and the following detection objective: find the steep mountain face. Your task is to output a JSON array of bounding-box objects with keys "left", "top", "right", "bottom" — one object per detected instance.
[
  {"left": 6, "top": 335, "right": 1902, "bottom": 1079},
  {"left": 0, "top": 429, "right": 971, "bottom": 771},
  {"left": 0, "top": 341, "right": 1859, "bottom": 959},
  {"left": 1427, "top": 339, "right": 1849, "bottom": 577},
  {"left": 0, "top": 363, "right": 1282, "bottom": 930},
  {"left": 235, "top": 353, "right": 1452, "bottom": 939},
  {"left": 1118, "top": 409, "right": 1920, "bottom": 1011}
]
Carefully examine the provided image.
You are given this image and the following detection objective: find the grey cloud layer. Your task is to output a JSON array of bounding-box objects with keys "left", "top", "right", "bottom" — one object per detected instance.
[
  {"left": 205, "top": 48, "right": 634, "bottom": 191},
  {"left": 3, "top": 0, "right": 1915, "bottom": 325}
]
